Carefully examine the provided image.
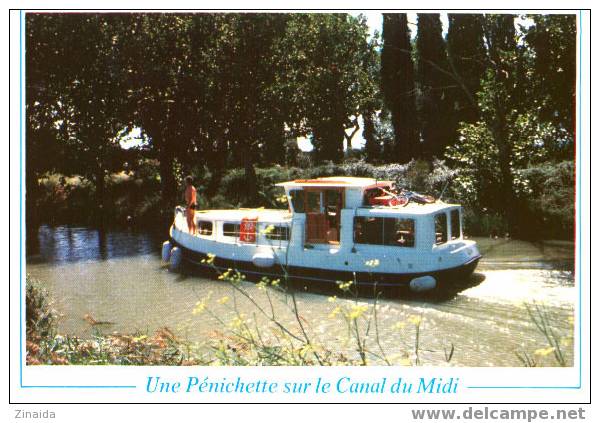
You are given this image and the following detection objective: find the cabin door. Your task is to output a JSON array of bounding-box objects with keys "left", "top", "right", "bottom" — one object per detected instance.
[{"left": 304, "top": 189, "right": 343, "bottom": 244}]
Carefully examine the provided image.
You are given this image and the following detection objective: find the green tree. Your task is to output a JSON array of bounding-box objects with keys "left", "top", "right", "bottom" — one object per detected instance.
[
  {"left": 27, "top": 14, "right": 131, "bottom": 225},
  {"left": 446, "top": 14, "right": 486, "bottom": 124},
  {"left": 381, "top": 13, "right": 419, "bottom": 163},
  {"left": 361, "top": 30, "right": 382, "bottom": 163},
  {"left": 478, "top": 14, "right": 519, "bottom": 227},
  {"left": 26, "top": 14, "right": 68, "bottom": 235},
  {"left": 416, "top": 13, "right": 455, "bottom": 159},
  {"left": 224, "top": 14, "right": 290, "bottom": 204},
  {"left": 124, "top": 14, "right": 195, "bottom": 209},
  {"left": 275, "top": 14, "right": 377, "bottom": 163},
  {"left": 443, "top": 15, "right": 520, "bottom": 226},
  {"left": 446, "top": 14, "right": 575, "bottom": 237},
  {"left": 524, "top": 14, "right": 576, "bottom": 159}
]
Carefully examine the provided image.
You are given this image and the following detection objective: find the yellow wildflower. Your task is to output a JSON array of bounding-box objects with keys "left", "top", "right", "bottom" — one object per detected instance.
[
  {"left": 408, "top": 315, "right": 422, "bottom": 326},
  {"left": 337, "top": 280, "right": 354, "bottom": 292},
  {"left": 328, "top": 306, "right": 342, "bottom": 319},
  {"left": 299, "top": 344, "right": 313, "bottom": 355},
  {"left": 201, "top": 253, "right": 216, "bottom": 265},
  {"left": 261, "top": 225, "right": 275, "bottom": 235},
  {"left": 229, "top": 317, "right": 243, "bottom": 329},
  {"left": 192, "top": 301, "right": 206, "bottom": 315},
  {"left": 534, "top": 347, "right": 556, "bottom": 356},
  {"left": 348, "top": 304, "right": 369, "bottom": 320},
  {"left": 365, "top": 259, "right": 380, "bottom": 268},
  {"left": 392, "top": 322, "right": 406, "bottom": 330},
  {"left": 217, "top": 296, "right": 230, "bottom": 305}
]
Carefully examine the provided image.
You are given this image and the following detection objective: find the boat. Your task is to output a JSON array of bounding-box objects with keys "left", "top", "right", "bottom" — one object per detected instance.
[{"left": 163, "top": 177, "right": 481, "bottom": 293}]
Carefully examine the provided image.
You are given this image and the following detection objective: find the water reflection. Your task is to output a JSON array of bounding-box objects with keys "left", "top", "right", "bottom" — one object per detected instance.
[{"left": 29, "top": 225, "right": 161, "bottom": 263}]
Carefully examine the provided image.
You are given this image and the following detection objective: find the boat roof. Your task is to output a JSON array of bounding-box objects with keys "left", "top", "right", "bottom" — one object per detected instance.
[
  {"left": 276, "top": 176, "right": 393, "bottom": 188},
  {"left": 359, "top": 201, "right": 461, "bottom": 215}
]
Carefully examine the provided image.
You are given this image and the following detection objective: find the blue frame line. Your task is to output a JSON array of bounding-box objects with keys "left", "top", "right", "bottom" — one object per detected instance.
[
  {"left": 577, "top": 8, "right": 583, "bottom": 390},
  {"left": 22, "top": 386, "right": 137, "bottom": 389},
  {"left": 19, "top": 8, "right": 23, "bottom": 389},
  {"left": 468, "top": 387, "right": 581, "bottom": 390},
  {"left": 468, "top": 9, "right": 584, "bottom": 391},
  {"left": 18, "top": 10, "right": 136, "bottom": 391}
]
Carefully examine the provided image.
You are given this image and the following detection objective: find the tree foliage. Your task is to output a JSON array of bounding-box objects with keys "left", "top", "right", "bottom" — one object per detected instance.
[
  {"left": 274, "top": 14, "right": 377, "bottom": 163},
  {"left": 524, "top": 14, "right": 576, "bottom": 158},
  {"left": 446, "top": 14, "right": 486, "bottom": 123},
  {"left": 416, "top": 14, "right": 455, "bottom": 159},
  {"left": 446, "top": 14, "right": 576, "bottom": 237},
  {"left": 25, "top": 12, "right": 578, "bottom": 238},
  {"left": 381, "top": 13, "right": 419, "bottom": 163}
]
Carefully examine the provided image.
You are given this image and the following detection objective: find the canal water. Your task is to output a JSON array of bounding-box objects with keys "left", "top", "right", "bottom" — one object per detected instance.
[{"left": 26, "top": 225, "right": 575, "bottom": 367}]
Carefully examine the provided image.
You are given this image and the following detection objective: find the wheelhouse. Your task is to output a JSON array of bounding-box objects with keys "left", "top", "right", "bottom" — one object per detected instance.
[{"left": 276, "top": 177, "right": 465, "bottom": 250}]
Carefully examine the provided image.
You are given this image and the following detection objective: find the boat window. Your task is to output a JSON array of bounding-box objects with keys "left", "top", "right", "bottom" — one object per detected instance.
[
  {"left": 354, "top": 216, "right": 415, "bottom": 247},
  {"left": 223, "top": 223, "right": 240, "bottom": 237},
  {"left": 325, "top": 189, "right": 342, "bottom": 209},
  {"left": 435, "top": 213, "right": 448, "bottom": 245},
  {"left": 290, "top": 190, "right": 304, "bottom": 213},
  {"left": 198, "top": 221, "right": 213, "bottom": 236},
  {"left": 451, "top": 209, "right": 461, "bottom": 240},
  {"left": 383, "top": 218, "right": 415, "bottom": 247},
  {"left": 265, "top": 225, "right": 290, "bottom": 241},
  {"left": 306, "top": 191, "right": 321, "bottom": 213},
  {"left": 354, "top": 217, "right": 383, "bottom": 245}
]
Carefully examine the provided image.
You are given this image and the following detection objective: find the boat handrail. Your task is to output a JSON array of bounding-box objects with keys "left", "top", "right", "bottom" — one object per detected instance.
[{"left": 177, "top": 217, "right": 292, "bottom": 246}]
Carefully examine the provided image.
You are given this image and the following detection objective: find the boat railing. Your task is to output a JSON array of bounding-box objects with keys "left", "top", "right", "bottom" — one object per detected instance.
[{"left": 187, "top": 218, "right": 291, "bottom": 248}]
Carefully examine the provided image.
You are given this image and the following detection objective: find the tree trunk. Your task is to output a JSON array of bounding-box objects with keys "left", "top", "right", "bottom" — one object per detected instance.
[
  {"left": 158, "top": 140, "right": 176, "bottom": 209},
  {"left": 206, "top": 139, "right": 227, "bottom": 199},
  {"left": 243, "top": 146, "right": 259, "bottom": 207},
  {"left": 363, "top": 111, "right": 379, "bottom": 162},
  {"left": 490, "top": 103, "right": 517, "bottom": 232},
  {"left": 25, "top": 172, "right": 41, "bottom": 254},
  {"left": 94, "top": 164, "right": 105, "bottom": 229},
  {"left": 314, "top": 119, "right": 344, "bottom": 163}
]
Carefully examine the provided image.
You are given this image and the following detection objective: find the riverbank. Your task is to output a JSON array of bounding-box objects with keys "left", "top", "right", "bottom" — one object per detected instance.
[
  {"left": 26, "top": 277, "right": 203, "bottom": 365},
  {"left": 29, "top": 160, "right": 575, "bottom": 241}
]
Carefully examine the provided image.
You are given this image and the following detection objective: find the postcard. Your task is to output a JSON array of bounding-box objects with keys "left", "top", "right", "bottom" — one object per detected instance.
[{"left": 8, "top": 5, "right": 591, "bottom": 420}]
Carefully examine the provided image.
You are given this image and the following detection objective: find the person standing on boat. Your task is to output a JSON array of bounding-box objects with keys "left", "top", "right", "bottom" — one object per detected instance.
[{"left": 184, "top": 176, "right": 197, "bottom": 235}]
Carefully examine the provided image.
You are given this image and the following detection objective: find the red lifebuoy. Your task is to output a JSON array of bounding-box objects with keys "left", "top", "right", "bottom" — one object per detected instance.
[{"left": 239, "top": 217, "right": 258, "bottom": 243}]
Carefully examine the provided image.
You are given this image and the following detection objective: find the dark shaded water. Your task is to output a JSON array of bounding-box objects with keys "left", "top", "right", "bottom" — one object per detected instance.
[{"left": 26, "top": 225, "right": 575, "bottom": 366}]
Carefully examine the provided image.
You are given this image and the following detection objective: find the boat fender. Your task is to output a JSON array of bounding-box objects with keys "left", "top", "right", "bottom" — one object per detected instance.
[
  {"left": 169, "top": 246, "right": 182, "bottom": 271},
  {"left": 162, "top": 241, "right": 172, "bottom": 263},
  {"left": 409, "top": 275, "right": 437, "bottom": 292},
  {"left": 252, "top": 251, "right": 275, "bottom": 268}
]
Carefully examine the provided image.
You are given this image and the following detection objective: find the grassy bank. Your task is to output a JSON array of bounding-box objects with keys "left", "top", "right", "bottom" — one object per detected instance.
[{"left": 26, "top": 277, "right": 202, "bottom": 365}]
